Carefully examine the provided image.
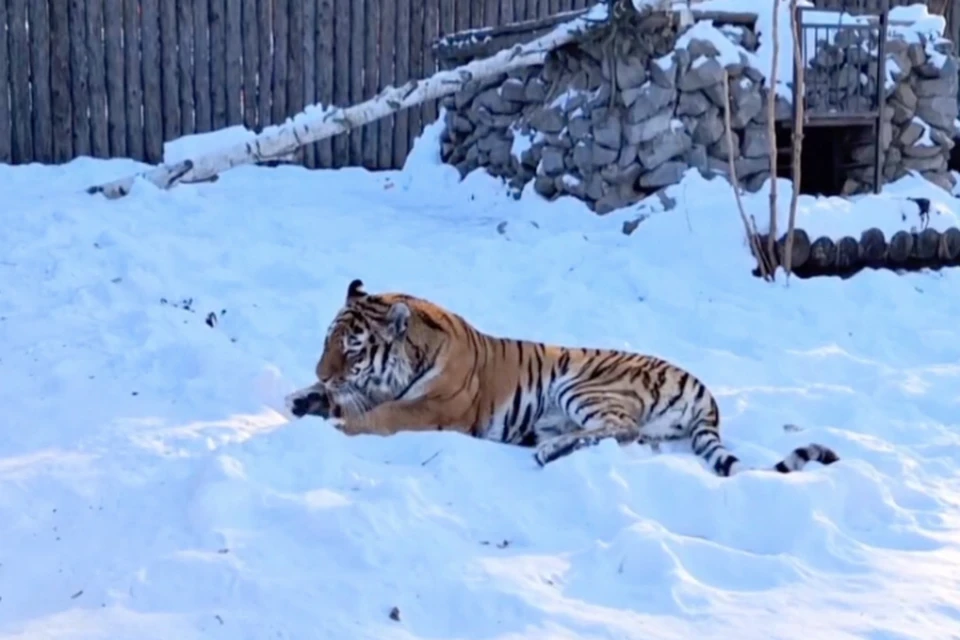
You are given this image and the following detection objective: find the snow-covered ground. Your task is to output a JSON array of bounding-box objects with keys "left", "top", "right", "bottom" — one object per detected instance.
[{"left": 4, "top": 118, "right": 960, "bottom": 640}]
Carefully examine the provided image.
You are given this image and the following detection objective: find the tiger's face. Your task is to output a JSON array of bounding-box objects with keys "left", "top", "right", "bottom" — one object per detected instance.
[{"left": 314, "top": 280, "right": 413, "bottom": 413}]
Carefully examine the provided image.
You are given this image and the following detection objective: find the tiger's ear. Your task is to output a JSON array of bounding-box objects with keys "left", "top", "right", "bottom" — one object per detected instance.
[
  {"left": 385, "top": 302, "right": 410, "bottom": 339},
  {"left": 346, "top": 279, "right": 367, "bottom": 302}
]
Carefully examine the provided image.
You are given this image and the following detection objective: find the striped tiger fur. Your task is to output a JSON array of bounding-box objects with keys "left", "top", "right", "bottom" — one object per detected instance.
[{"left": 284, "top": 279, "right": 840, "bottom": 476}]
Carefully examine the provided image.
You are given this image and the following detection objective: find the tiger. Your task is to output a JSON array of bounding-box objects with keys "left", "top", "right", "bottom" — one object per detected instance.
[{"left": 284, "top": 279, "right": 840, "bottom": 476}]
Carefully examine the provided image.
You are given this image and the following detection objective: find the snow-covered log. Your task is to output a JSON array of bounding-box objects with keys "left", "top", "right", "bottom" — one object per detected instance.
[{"left": 88, "top": 2, "right": 611, "bottom": 199}]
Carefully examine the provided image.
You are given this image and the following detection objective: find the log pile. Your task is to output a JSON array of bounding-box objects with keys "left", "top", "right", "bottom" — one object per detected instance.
[{"left": 754, "top": 225, "right": 960, "bottom": 278}]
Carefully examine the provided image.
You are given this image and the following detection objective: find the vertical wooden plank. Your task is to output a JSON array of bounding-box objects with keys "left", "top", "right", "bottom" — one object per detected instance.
[
  {"left": 85, "top": 0, "right": 109, "bottom": 157},
  {"left": 160, "top": 0, "right": 180, "bottom": 141},
  {"left": 454, "top": 0, "right": 469, "bottom": 32},
  {"left": 302, "top": 0, "right": 316, "bottom": 167},
  {"left": 68, "top": 0, "right": 91, "bottom": 158},
  {"left": 209, "top": 0, "right": 226, "bottom": 130},
  {"left": 439, "top": 0, "right": 454, "bottom": 38},
  {"left": 207, "top": 0, "right": 227, "bottom": 131},
  {"left": 23, "top": 0, "right": 44, "bottom": 162},
  {"left": 376, "top": 0, "right": 395, "bottom": 168},
  {"left": 178, "top": 0, "right": 195, "bottom": 135},
  {"left": 0, "top": 0, "right": 10, "bottom": 163},
  {"left": 123, "top": 0, "right": 143, "bottom": 160},
  {"left": 499, "top": 0, "right": 514, "bottom": 25},
  {"left": 50, "top": 0, "right": 73, "bottom": 162},
  {"left": 287, "top": 0, "right": 303, "bottom": 128},
  {"left": 423, "top": 0, "right": 439, "bottom": 124},
  {"left": 257, "top": 0, "right": 272, "bottom": 131},
  {"left": 141, "top": 0, "right": 162, "bottom": 161},
  {"left": 316, "top": 0, "right": 333, "bottom": 166},
  {"left": 103, "top": 0, "right": 125, "bottom": 156},
  {"left": 241, "top": 0, "right": 258, "bottom": 129},
  {"left": 332, "top": 0, "right": 348, "bottom": 166},
  {"left": 193, "top": 0, "right": 211, "bottom": 132},
  {"left": 408, "top": 0, "right": 424, "bottom": 156},
  {"left": 472, "top": 0, "right": 485, "bottom": 27},
  {"left": 361, "top": 0, "right": 380, "bottom": 168},
  {"left": 349, "top": 0, "right": 365, "bottom": 164},
  {"left": 485, "top": 0, "right": 499, "bottom": 25},
  {"left": 392, "top": 0, "right": 410, "bottom": 168},
  {"left": 272, "top": 0, "right": 288, "bottom": 125},
  {"left": 225, "top": 0, "right": 242, "bottom": 124}
]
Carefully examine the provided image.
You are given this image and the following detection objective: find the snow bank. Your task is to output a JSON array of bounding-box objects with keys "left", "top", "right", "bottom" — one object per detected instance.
[{"left": 3, "top": 122, "right": 960, "bottom": 639}]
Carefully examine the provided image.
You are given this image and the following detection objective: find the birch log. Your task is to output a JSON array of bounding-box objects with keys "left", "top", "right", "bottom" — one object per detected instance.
[{"left": 88, "top": 2, "right": 611, "bottom": 199}]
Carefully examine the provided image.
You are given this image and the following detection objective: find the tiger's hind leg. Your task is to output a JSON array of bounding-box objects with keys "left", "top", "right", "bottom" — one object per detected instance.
[{"left": 533, "top": 412, "right": 641, "bottom": 467}]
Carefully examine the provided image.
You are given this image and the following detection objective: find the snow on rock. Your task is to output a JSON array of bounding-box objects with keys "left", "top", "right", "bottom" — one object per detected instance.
[{"left": 3, "top": 122, "right": 960, "bottom": 639}]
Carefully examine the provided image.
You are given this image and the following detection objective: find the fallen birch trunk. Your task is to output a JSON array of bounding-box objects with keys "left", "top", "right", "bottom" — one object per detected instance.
[{"left": 88, "top": 2, "right": 611, "bottom": 199}]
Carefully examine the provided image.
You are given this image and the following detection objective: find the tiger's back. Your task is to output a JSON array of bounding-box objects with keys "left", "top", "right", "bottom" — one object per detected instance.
[{"left": 286, "top": 280, "right": 839, "bottom": 476}]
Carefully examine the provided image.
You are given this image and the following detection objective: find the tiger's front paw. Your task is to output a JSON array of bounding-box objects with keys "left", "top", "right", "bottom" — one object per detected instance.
[{"left": 284, "top": 386, "right": 333, "bottom": 419}]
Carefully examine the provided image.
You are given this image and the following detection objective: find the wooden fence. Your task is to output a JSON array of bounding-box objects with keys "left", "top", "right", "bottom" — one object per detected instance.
[{"left": 0, "top": 0, "right": 596, "bottom": 170}]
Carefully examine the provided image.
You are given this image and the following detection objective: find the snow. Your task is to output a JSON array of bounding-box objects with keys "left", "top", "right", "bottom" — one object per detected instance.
[{"left": 5, "top": 117, "right": 960, "bottom": 639}]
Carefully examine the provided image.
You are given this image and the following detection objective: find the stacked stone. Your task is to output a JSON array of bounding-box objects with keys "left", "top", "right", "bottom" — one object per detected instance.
[
  {"left": 438, "top": 21, "right": 778, "bottom": 213},
  {"left": 802, "top": 29, "right": 958, "bottom": 194},
  {"left": 437, "top": 15, "right": 959, "bottom": 212}
]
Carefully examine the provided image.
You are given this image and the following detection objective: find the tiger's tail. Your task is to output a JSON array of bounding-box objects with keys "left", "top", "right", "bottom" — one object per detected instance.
[{"left": 690, "top": 422, "right": 839, "bottom": 477}]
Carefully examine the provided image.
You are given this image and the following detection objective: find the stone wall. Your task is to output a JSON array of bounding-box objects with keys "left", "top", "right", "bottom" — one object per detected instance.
[{"left": 436, "top": 11, "right": 959, "bottom": 213}]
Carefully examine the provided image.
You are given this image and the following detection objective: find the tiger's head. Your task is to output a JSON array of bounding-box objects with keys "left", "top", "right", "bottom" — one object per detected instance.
[{"left": 315, "top": 279, "right": 418, "bottom": 414}]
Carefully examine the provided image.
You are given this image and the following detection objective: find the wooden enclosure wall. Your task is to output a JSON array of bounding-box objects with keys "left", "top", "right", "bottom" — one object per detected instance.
[{"left": 0, "top": 0, "right": 596, "bottom": 170}]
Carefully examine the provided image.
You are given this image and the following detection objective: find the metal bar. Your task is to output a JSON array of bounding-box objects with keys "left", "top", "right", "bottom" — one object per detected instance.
[{"left": 872, "top": 0, "right": 888, "bottom": 194}]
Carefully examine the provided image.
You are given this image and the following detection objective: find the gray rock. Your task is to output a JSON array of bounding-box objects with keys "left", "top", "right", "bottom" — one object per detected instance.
[
  {"left": 922, "top": 170, "right": 956, "bottom": 191},
  {"left": 542, "top": 132, "right": 572, "bottom": 149},
  {"left": 534, "top": 174, "right": 558, "bottom": 198},
  {"left": 585, "top": 173, "right": 607, "bottom": 201},
  {"left": 488, "top": 145, "right": 512, "bottom": 168},
  {"left": 684, "top": 144, "right": 709, "bottom": 173},
  {"left": 568, "top": 115, "right": 592, "bottom": 143},
  {"left": 743, "top": 66, "right": 765, "bottom": 84},
  {"left": 650, "top": 54, "right": 678, "bottom": 89},
  {"left": 626, "top": 83, "right": 676, "bottom": 124},
  {"left": 709, "top": 129, "right": 740, "bottom": 161},
  {"left": 594, "top": 113, "right": 623, "bottom": 149},
  {"left": 692, "top": 108, "right": 725, "bottom": 146},
  {"left": 890, "top": 98, "right": 916, "bottom": 125},
  {"left": 450, "top": 113, "right": 474, "bottom": 135},
  {"left": 678, "top": 57, "right": 725, "bottom": 92},
  {"left": 594, "top": 193, "right": 629, "bottom": 214},
  {"left": 907, "top": 42, "right": 927, "bottom": 68},
  {"left": 624, "top": 108, "right": 674, "bottom": 144},
  {"left": 729, "top": 78, "right": 763, "bottom": 128},
  {"left": 618, "top": 142, "right": 640, "bottom": 168},
  {"left": 557, "top": 173, "right": 586, "bottom": 198},
  {"left": 741, "top": 126, "right": 770, "bottom": 158},
  {"left": 573, "top": 140, "right": 618, "bottom": 171},
  {"left": 639, "top": 161, "right": 688, "bottom": 188},
  {"left": 686, "top": 38, "right": 720, "bottom": 59},
  {"left": 524, "top": 78, "right": 548, "bottom": 102},
  {"left": 616, "top": 55, "right": 648, "bottom": 90},
  {"left": 676, "top": 90, "right": 712, "bottom": 117},
  {"left": 915, "top": 75, "right": 958, "bottom": 99},
  {"left": 897, "top": 120, "right": 925, "bottom": 147},
  {"left": 637, "top": 126, "right": 692, "bottom": 170},
  {"left": 916, "top": 96, "right": 957, "bottom": 131},
  {"left": 702, "top": 81, "right": 727, "bottom": 108},
  {"left": 735, "top": 155, "right": 769, "bottom": 176},
  {"left": 539, "top": 146, "right": 566, "bottom": 176},
  {"left": 903, "top": 153, "right": 947, "bottom": 172},
  {"left": 519, "top": 141, "right": 543, "bottom": 167},
  {"left": 902, "top": 141, "right": 946, "bottom": 159},
  {"left": 477, "top": 133, "right": 511, "bottom": 153},
  {"left": 744, "top": 171, "right": 769, "bottom": 192},
  {"left": 499, "top": 78, "right": 527, "bottom": 103},
  {"left": 529, "top": 107, "right": 566, "bottom": 134},
  {"left": 600, "top": 161, "right": 642, "bottom": 185}
]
